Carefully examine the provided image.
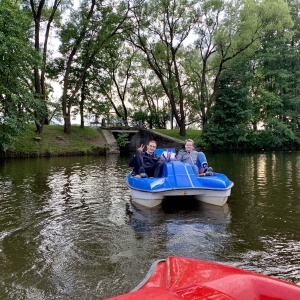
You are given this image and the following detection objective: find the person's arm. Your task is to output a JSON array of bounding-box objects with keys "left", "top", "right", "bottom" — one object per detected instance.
[
  {"left": 169, "top": 152, "right": 176, "bottom": 161},
  {"left": 129, "top": 144, "right": 145, "bottom": 168},
  {"left": 128, "top": 157, "right": 134, "bottom": 167},
  {"left": 137, "top": 144, "right": 144, "bottom": 152},
  {"left": 177, "top": 150, "right": 184, "bottom": 161}
]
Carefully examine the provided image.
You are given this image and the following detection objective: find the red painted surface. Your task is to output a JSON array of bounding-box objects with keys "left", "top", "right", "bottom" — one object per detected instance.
[{"left": 107, "top": 256, "right": 300, "bottom": 300}]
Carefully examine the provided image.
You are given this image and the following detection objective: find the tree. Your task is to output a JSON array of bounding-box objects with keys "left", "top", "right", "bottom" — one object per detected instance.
[
  {"left": 56, "top": 0, "right": 129, "bottom": 134},
  {"left": 203, "top": 54, "right": 253, "bottom": 150},
  {"left": 185, "top": 0, "right": 293, "bottom": 131},
  {"left": 127, "top": 0, "right": 199, "bottom": 136},
  {"left": 97, "top": 43, "right": 137, "bottom": 126},
  {"left": 130, "top": 65, "right": 169, "bottom": 129},
  {"left": 22, "top": 0, "right": 66, "bottom": 133},
  {"left": 0, "top": 0, "right": 38, "bottom": 151},
  {"left": 246, "top": 0, "right": 298, "bottom": 148}
]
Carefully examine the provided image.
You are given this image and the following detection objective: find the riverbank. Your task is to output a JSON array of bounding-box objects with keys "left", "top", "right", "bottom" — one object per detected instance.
[
  {"left": 1, "top": 125, "right": 203, "bottom": 158},
  {"left": 2, "top": 125, "right": 108, "bottom": 158}
]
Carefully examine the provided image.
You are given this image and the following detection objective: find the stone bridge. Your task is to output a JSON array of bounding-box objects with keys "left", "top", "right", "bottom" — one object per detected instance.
[{"left": 102, "top": 127, "right": 184, "bottom": 154}]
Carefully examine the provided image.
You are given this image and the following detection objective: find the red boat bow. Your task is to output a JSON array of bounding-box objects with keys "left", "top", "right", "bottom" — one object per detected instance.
[{"left": 107, "top": 256, "right": 300, "bottom": 300}]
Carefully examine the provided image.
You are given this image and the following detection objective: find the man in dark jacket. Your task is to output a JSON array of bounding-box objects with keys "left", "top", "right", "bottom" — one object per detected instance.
[{"left": 129, "top": 140, "right": 164, "bottom": 177}]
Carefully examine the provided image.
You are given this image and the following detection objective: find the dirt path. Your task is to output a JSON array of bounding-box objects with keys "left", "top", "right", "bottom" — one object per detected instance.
[{"left": 92, "top": 128, "right": 106, "bottom": 146}]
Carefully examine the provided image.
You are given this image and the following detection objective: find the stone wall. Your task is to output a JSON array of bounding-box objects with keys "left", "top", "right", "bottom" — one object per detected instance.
[{"left": 126, "top": 129, "right": 184, "bottom": 152}]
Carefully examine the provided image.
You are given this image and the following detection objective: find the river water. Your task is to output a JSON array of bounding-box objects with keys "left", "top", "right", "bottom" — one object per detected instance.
[{"left": 0, "top": 152, "right": 299, "bottom": 299}]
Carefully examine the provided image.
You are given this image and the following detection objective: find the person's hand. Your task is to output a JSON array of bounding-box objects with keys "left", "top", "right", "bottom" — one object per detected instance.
[{"left": 138, "top": 144, "right": 144, "bottom": 151}]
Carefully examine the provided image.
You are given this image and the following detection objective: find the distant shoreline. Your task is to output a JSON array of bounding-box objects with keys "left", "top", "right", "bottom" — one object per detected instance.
[{"left": 1, "top": 125, "right": 108, "bottom": 158}]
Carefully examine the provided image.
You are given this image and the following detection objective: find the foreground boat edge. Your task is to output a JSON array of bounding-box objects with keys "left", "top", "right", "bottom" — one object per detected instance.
[{"left": 106, "top": 256, "right": 300, "bottom": 300}]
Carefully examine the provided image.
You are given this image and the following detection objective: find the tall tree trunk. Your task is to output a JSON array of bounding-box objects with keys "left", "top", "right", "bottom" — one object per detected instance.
[
  {"left": 64, "top": 115, "right": 72, "bottom": 135},
  {"left": 30, "top": 0, "right": 62, "bottom": 133},
  {"left": 31, "top": 0, "right": 43, "bottom": 133},
  {"left": 80, "top": 77, "right": 86, "bottom": 128},
  {"left": 61, "top": 0, "right": 96, "bottom": 134}
]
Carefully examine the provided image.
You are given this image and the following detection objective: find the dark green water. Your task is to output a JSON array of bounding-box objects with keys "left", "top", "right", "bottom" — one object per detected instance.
[{"left": 0, "top": 152, "right": 299, "bottom": 299}]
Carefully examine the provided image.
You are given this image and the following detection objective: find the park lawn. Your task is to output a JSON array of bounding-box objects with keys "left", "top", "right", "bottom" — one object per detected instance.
[{"left": 6, "top": 125, "right": 107, "bottom": 157}]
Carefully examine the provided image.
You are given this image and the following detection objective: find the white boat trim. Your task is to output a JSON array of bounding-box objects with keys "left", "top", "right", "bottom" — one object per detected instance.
[{"left": 128, "top": 182, "right": 234, "bottom": 208}]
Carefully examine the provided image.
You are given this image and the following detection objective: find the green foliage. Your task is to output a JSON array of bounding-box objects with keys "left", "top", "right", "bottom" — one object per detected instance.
[
  {"left": 253, "top": 119, "right": 300, "bottom": 149},
  {"left": 1, "top": 0, "right": 300, "bottom": 151},
  {"left": 131, "top": 110, "right": 148, "bottom": 126},
  {"left": 127, "top": 0, "right": 200, "bottom": 135},
  {"left": 242, "top": 0, "right": 300, "bottom": 150},
  {"left": 55, "top": 0, "right": 129, "bottom": 133},
  {"left": 116, "top": 132, "right": 130, "bottom": 148},
  {"left": 203, "top": 55, "right": 252, "bottom": 150},
  {"left": 0, "top": 0, "right": 38, "bottom": 151},
  {"left": 0, "top": 116, "right": 20, "bottom": 152}
]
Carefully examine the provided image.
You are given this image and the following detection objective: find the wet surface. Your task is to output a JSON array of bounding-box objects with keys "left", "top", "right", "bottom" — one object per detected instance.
[{"left": 0, "top": 152, "right": 299, "bottom": 299}]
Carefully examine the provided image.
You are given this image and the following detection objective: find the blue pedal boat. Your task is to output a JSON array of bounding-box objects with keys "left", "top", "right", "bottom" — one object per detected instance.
[{"left": 126, "top": 149, "right": 234, "bottom": 208}]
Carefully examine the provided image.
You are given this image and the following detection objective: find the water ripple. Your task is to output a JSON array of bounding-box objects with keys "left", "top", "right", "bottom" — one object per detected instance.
[{"left": 1, "top": 154, "right": 300, "bottom": 299}]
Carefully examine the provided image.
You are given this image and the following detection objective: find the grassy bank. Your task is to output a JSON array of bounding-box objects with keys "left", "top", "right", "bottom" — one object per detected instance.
[
  {"left": 2, "top": 125, "right": 203, "bottom": 158},
  {"left": 3, "top": 125, "right": 108, "bottom": 158}
]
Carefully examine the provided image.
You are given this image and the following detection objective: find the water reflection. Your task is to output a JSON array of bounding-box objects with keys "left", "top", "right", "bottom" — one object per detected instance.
[
  {"left": 210, "top": 152, "right": 300, "bottom": 284},
  {"left": 0, "top": 152, "right": 300, "bottom": 300}
]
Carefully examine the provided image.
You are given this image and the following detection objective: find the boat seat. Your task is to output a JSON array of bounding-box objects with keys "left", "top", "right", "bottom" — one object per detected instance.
[{"left": 163, "top": 161, "right": 197, "bottom": 188}]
